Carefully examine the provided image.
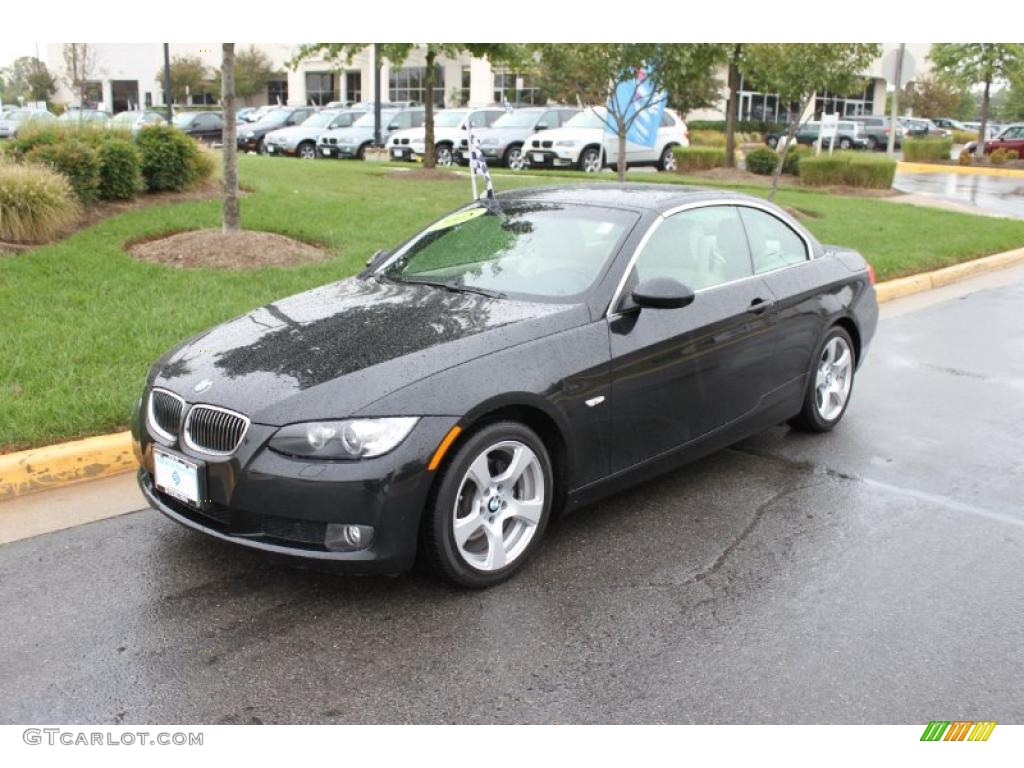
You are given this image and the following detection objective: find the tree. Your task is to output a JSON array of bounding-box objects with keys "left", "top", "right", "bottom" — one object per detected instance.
[
  {"left": 930, "top": 43, "right": 1024, "bottom": 158},
  {"left": 62, "top": 44, "right": 99, "bottom": 107},
  {"left": 4, "top": 57, "right": 57, "bottom": 103},
  {"left": 724, "top": 44, "right": 744, "bottom": 168},
  {"left": 998, "top": 79, "right": 1024, "bottom": 122},
  {"left": 213, "top": 45, "right": 277, "bottom": 106},
  {"left": 905, "top": 75, "right": 965, "bottom": 119},
  {"left": 156, "top": 54, "right": 212, "bottom": 105},
  {"left": 222, "top": 44, "right": 240, "bottom": 233},
  {"left": 291, "top": 43, "right": 526, "bottom": 169},
  {"left": 533, "top": 44, "right": 725, "bottom": 181},
  {"left": 741, "top": 44, "right": 881, "bottom": 199}
]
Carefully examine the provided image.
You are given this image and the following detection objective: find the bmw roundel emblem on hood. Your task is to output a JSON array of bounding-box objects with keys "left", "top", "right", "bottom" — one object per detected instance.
[{"left": 194, "top": 379, "right": 213, "bottom": 394}]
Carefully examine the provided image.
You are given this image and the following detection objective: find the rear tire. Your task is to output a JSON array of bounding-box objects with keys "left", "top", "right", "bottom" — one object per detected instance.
[
  {"left": 420, "top": 421, "right": 553, "bottom": 588},
  {"left": 658, "top": 144, "right": 677, "bottom": 172},
  {"left": 789, "top": 326, "right": 857, "bottom": 433}
]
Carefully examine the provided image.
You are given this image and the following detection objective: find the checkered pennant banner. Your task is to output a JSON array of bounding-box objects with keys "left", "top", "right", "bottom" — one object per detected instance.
[{"left": 466, "top": 122, "right": 494, "bottom": 200}]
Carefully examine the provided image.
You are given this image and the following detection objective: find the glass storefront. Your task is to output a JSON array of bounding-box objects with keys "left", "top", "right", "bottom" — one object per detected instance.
[{"left": 388, "top": 66, "right": 444, "bottom": 106}]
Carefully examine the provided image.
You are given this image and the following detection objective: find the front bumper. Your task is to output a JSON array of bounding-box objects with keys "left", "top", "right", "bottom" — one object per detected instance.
[
  {"left": 453, "top": 145, "right": 505, "bottom": 165},
  {"left": 134, "top": 402, "right": 459, "bottom": 572},
  {"left": 524, "top": 148, "right": 576, "bottom": 168},
  {"left": 237, "top": 136, "right": 262, "bottom": 151},
  {"left": 389, "top": 145, "right": 416, "bottom": 162},
  {"left": 265, "top": 142, "right": 296, "bottom": 155}
]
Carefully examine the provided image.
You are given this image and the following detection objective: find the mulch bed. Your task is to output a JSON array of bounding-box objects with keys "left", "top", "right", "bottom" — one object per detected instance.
[{"left": 127, "top": 229, "right": 328, "bottom": 270}]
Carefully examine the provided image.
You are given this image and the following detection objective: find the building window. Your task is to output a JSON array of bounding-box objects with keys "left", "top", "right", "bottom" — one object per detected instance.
[
  {"left": 191, "top": 82, "right": 218, "bottom": 106},
  {"left": 267, "top": 78, "right": 288, "bottom": 106},
  {"left": 493, "top": 69, "right": 539, "bottom": 106},
  {"left": 388, "top": 65, "right": 444, "bottom": 107},
  {"left": 345, "top": 71, "right": 362, "bottom": 103},
  {"left": 144, "top": 92, "right": 152, "bottom": 107},
  {"left": 814, "top": 82, "right": 875, "bottom": 118},
  {"left": 82, "top": 81, "right": 102, "bottom": 109},
  {"left": 459, "top": 66, "right": 471, "bottom": 106},
  {"left": 111, "top": 80, "right": 139, "bottom": 113},
  {"left": 734, "top": 76, "right": 802, "bottom": 125},
  {"left": 305, "top": 72, "right": 337, "bottom": 106}
]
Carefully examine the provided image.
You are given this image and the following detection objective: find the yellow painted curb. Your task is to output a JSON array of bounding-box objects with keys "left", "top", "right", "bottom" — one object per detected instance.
[
  {"left": 898, "top": 161, "right": 1024, "bottom": 179},
  {"left": 875, "top": 247, "right": 1024, "bottom": 303},
  {"left": 0, "top": 432, "right": 136, "bottom": 502}
]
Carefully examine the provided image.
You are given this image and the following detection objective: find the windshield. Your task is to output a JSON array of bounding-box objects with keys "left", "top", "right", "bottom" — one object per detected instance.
[
  {"left": 492, "top": 111, "right": 542, "bottom": 129},
  {"left": 257, "top": 108, "right": 290, "bottom": 125},
  {"left": 112, "top": 112, "right": 139, "bottom": 123},
  {"left": 564, "top": 109, "right": 608, "bottom": 130},
  {"left": 172, "top": 114, "right": 196, "bottom": 127},
  {"left": 381, "top": 203, "right": 635, "bottom": 300},
  {"left": 354, "top": 111, "right": 395, "bottom": 128},
  {"left": 332, "top": 111, "right": 363, "bottom": 127},
  {"left": 301, "top": 111, "right": 338, "bottom": 128},
  {"left": 434, "top": 110, "right": 468, "bottom": 128}
]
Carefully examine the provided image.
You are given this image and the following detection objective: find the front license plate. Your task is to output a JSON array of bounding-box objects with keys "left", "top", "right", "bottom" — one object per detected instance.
[
  {"left": 532, "top": 152, "right": 545, "bottom": 163},
  {"left": 322, "top": 147, "right": 332, "bottom": 156},
  {"left": 267, "top": 145, "right": 275, "bottom": 153},
  {"left": 154, "top": 449, "right": 201, "bottom": 506},
  {"left": 392, "top": 148, "right": 404, "bottom": 157}
]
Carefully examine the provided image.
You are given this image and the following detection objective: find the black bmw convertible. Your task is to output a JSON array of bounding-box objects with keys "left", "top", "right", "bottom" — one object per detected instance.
[{"left": 134, "top": 183, "right": 878, "bottom": 587}]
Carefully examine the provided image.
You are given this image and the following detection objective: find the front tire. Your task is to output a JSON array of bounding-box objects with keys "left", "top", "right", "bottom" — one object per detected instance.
[
  {"left": 256, "top": 138, "right": 267, "bottom": 155},
  {"left": 298, "top": 141, "right": 316, "bottom": 159},
  {"left": 789, "top": 327, "right": 856, "bottom": 433},
  {"left": 435, "top": 144, "right": 454, "bottom": 167},
  {"left": 356, "top": 142, "right": 370, "bottom": 160},
  {"left": 505, "top": 144, "right": 525, "bottom": 170},
  {"left": 839, "top": 137, "right": 852, "bottom": 150},
  {"left": 420, "top": 421, "right": 553, "bottom": 588}
]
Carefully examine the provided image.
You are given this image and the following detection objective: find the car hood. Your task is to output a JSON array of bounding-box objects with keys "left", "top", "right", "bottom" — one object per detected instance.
[
  {"left": 267, "top": 125, "right": 322, "bottom": 141},
  {"left": 526, "top": 126, "right": 603, "bottom": 145},
  {"left": 151, "top": 277, "right": 588, "bottom": 424},
  {"left": 476, "top": 126, "right": 532, "bottom": 144}
]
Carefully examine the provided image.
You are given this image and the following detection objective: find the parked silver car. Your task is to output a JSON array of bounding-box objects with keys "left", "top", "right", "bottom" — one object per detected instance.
[
  {"left": 0, "top": 108, "right": 56, "bottom": 138},
  {"left": 319, "top": 107, "right": 424, "bottom": 159},
  {"left": 109, "top": 110, "right": 167, "bottom": 134},
  {"left": 266, "top": 109, "right": 365, "bottom": 159},
  {"left": 453, "top": 106, "right": 580, "bottom": 169}
]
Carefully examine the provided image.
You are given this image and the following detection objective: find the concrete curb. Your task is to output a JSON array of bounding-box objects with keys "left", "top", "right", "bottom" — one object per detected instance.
[
  {"left": 3, "top": 246, "right": 1024, "bottom": 502},
  {"left": 898, "top": 161, "right": 1024, "bottom": 179}
]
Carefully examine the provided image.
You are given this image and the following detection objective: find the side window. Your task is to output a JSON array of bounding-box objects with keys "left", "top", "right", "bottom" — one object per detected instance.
[
  {"left": 738, "top": 207, "right": 809, "bottom": 274},
  {"left": 411, "top": 112, "right": 425, "bottom": 127},
  {"left": 392, "top": 112, "right": 410, "bottom": 129},
  {"left": 485, "top": 110, "right": 503, "bottom": 126},
  {"left": 539, "top": 110, "right": 559, "bottom": 128},
  {"left": 633, "top": 206, "right": 752, "bottom": 291},
  {"left": 660, "top": 111, "right": 676, "bottom": 127}
]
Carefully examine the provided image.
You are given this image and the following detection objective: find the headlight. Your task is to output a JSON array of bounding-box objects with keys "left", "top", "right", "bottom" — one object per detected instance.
[
  {"left": 555, "top": 139, "right": 578, "bottom": 147},
  {"left": 269, "top": 418, "right": 419, "bottom": 460}
]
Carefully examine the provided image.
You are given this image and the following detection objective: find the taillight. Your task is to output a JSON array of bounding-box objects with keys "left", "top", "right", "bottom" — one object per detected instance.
[{"left": 866, "top": 264, "right": 877, "bottom": 285}]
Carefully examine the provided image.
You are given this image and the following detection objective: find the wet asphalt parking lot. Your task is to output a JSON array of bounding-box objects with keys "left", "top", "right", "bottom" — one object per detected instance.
[{"left": 2, "top": 271, "right": 1023, "bottom": 725}]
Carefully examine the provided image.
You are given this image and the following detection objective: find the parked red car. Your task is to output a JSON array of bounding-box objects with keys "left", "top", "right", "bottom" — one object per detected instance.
[{"left": 984, "top": 124, "right": 1024, "bottom": 155}]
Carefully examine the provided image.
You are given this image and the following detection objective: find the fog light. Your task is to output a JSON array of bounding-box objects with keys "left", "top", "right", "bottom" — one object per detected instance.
[{"left": 325, "top": 523, "right": 374, "bottom": 552}]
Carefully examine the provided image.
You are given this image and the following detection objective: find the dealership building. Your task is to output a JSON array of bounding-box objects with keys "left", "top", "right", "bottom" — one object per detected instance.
[{"left": 46, "top": 43, "right": 930, "bottom": 120}]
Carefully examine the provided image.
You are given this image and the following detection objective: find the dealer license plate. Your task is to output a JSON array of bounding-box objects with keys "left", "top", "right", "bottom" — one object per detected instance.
[
  {"left": 532, "top": 152, "right": 545, "bottom": 163},
  {"left": 322, "top": 147, "right": 333, "bottom": 156},
  {"left": 154, "top": 448, "right": 200, "bottom": 506}
]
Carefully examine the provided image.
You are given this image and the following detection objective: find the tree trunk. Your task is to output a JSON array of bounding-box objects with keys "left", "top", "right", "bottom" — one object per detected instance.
[
  {"left": 769, "top": 94, "right": 811, "bottom": 202},
  {"left": 617, "top": 123, "right": 627, "bottom": 182},
  {"left": 976, "top": 78, "right": 991, "bottom": 161},
  {"left": 221, "top": 43, "right": 240, "bottom": 234},
  {"left": 423, "top": 48, "right": 436, "bottom": 170},
  {"left": 724, "top": 44, "right": 741, "bottom": 169}
]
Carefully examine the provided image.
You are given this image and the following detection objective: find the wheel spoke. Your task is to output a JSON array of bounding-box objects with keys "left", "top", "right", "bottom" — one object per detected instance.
[
  {"left": 494, "top": 445, "right": 536, "bottom": 487},
  {"left": 483, "top": 522, "right": 507, "bottom": 570},
  {"left": 832, "top": 348, "right": 851, "bottom": 372},
  {"left": 822, "top": 339, "right": 836, "bottom": 365},
  {"left": 454, "top": 511, "right": 484, "bottom": 548},
  {"left": 502, "top": 497, "right": 542, "bottom": 527},
  {"left": 466, "top": 453, "right": 493, "bottom": 489}
]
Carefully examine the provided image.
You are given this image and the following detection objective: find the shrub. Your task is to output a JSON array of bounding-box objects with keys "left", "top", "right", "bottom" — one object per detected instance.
[
  {"left": 190, "top": 143, "right": 217, "bottom": 185},
  {"left": 1008, "top": 149, "right": 1020, "bottom": 161},
  {"left": 744, "top": 146, "right": 778, "bottom": 175},
  {"left": 26, "top": 139, "right": 101, "bottom": 203},
  {"left": 135, "top": 125, "right": 206, "bottom": 192},
  {"left": 902, "top": 137, "right": 953, "bottom": 162},
  {"left": 688, "top": 119, "right": 785, "bottom": 135},
  {"left": 990, "top": 148, "right": 1008, "bottom": 165},
  {"left": 688, "top": 129, "right": 726, "bottom": 148},
  {"left": 782, "top": 145, "right": 811, "bottom": 176},
  {"left": 672, "top": 146, "right": 726, "bottom": 172},
  {"left": 97, "top": 138, "right": 144, "bottom": 201},
  {"left": 952, "top": 129, "right": 977, "bottom": 145},
  {"left": 798, "top": 152, "right": 896, "bottom": 189},
  {"left": 0, "top": 162, "right": 81, "bottom": 242},
  {"left": 959, "top": 150, "right": 973, "bottom": 166}
]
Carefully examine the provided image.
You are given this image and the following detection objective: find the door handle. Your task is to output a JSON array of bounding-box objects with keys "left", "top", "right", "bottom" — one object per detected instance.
[{"left": 749, "top": 297, "right": 774, "bottom": 314}]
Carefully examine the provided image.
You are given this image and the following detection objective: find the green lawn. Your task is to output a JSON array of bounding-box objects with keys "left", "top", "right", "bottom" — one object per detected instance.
[{"left": 2, "top": 156, "right": 1024, "bottom": 451}]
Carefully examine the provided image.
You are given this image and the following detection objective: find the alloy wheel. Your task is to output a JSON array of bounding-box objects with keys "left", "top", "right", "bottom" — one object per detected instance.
[
  {"left": 660, "top": 147, "right": 677, "bottom": 172},
  {"left": 581, "top": 149, "right": 601, "bottom": 173},
  {"left": 299, "top": 143, "right": 316, "bottom": 159},
  {"left": 452, "top": 440, "right": 545, "bottom": 572},
  {"left": 436, "top": 146, "right": 453, "bottom": 166},
  {"left": 506, "top": 147, "right": 525, "bottom": 170},
  {"left": 815, "top": 336, "right": 853, "bottom": 421}
]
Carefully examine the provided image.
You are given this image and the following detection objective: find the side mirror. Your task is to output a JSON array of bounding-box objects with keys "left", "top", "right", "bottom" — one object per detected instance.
[
  {"left": 535, "top": 123, "right": 549, "bottom": 131},
  {"left": 365, "top": 248, "right": 389, "bottom": 269},
  {"left": 630, "top": 277, "right": 695, "bottom": 310}
]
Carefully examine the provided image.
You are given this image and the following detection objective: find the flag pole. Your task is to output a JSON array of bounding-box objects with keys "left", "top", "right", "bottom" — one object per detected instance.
[{"left": 468, "top": 120, "right": 479, "bottom": 200}]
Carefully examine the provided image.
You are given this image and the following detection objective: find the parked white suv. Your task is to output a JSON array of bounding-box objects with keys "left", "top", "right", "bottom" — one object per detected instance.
[
  {"left": 389, "top": 107, "right": 507, "bottom": 166},
  {"left": 523, "top": 106, "right": 688, "bottom": 172}
]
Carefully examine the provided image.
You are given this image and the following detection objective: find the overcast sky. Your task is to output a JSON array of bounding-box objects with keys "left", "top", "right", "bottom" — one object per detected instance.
[{"left": 0, "top": 41, "right": 48, "bottom": 70}]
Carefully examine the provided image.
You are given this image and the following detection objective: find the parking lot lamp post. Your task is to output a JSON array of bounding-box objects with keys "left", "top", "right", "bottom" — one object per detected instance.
[
  {"left": 374, "top": 44, "right": 382, "bottom": 147},
  {"left": 163, "top": 43, "right": 173, "bottom": 122},
  {"left": 887, "top": 44, "right": 905, "bottom": 156}
]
